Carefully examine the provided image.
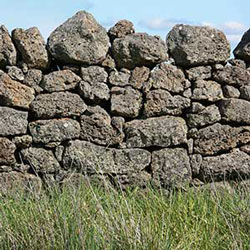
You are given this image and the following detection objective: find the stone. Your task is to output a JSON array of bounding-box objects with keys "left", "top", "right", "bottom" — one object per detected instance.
[
  {"left": 187, "top": 138, "right": 194, "bottom": 154},
  {"left": 185, "top": 66, "right": 212, "bottom": 81},
  {"left": 0, "top": 73, "right": 35, "bottom": 109},
  {"left": 108, "top": 20, "right": 135, "bottom": 41},
  {"left": 31, "top": 92, "right": 87, "bottom": 118},
  {"left": 149, "top": 63, "right": 190, "bottom": 93},
  {"left": 12, "top": 27, "right": 49, "bottom": 70},
  {"left": 125, "top": 116, "right": 187, "bottom": 148},
  {"left": 233, "top": 28, "right": 250, "bottom": 63},
  {"left": 41, "top": 70, "right": 81, "bottom": 92},
  {"left": 186, "top": 104, "right": 221, "bottom": 128},
  {"left": 7, "top": 66, "right": 24, "bottom": 81},
  {"left": 219, "top": 98, "right": 250, "bottom": 124},
  {"left": 192, "top": 80, "right": 223, "bottom": 102},
  {"left": 130, "top": 66, "right": 150, "bottom": 89},
  {"left": 111, "top": 86, "right": 142, "bottom": 118},
  {"left": 23, "top": 69, "right": 43, "bottom": 93},
  {"left": 48, "top": 11, "right": 109, "bottom": 65},
  {"left": 0, "top": 172, "right": 42, "bottom": 195},
  {"left": 12, "top": 135, "right": 32, "bottom": 148},
  {"left": 81, "top": 66, "right": 108, "bottom": 83},
  {"left": 189, "top": 154, "right": 202, "bottom": 176},
  {"left": 240, "top": 144, "right": 250, "bottom": 155},
  {"left": 21, "top": 147, "right": 60, "bottom": 173},
  {"left": 29, "top": 118, "right": 80, "bottom": 144},
  {"left": 222, "top": 85, "right": 240, "bottom": 98},
  {"left": 144, "top": 89, "right": 190, "bottom": 117},
  {"left": 193, "top": 123, "right": 250, "bottom": 156},
  {"left": 62, "top": 64, "right": 80, "bottom": 74},
  {"left": 78, "top": 81, "right": 110, "bottom": 102},
  {"left": 200, "top": 149, "right": 250, "bottom": 181},
  {"left": 101, "top": 54, "right": 116, "bottom": 69},
  {"left": 55, "top": 145, "right": 64, "bottom": 162},
  {"left": 109, "top": 68, "right": 131, "bottom": 87},
  {"left": 228, "top": 58, "right": 246, "bottom": 69},
  {"left": 63, "top": 140, "right": 151, "bottom": 174},
  {"left": 0, "top": 107, "right": 28, "bottom": 136},
  {"left": 166, "top": 24, "right": 230, "bottom": 66},
  {"left": 189, "top": 102, "right": 206, "bottom": 113},
  {"left": 80, "top": 106, "right": 124, "bottom": 146},
  {"left": 0, "top": 138, "right": 16, "bottom": 165},
  {"left": 112, "top": 33, "right": 168, "bottom": 69},
  {"left": 0, "top": 165, "right": 12, "bottom": 172},
  {"left": 182, "top": 88, "right": 192, "bottom": 98},
  {"left": 0, "top": 25, "right": 17, "bottom": 68},
  {"left": 240, "top": 85, "right": 250, "bottom": 101},
  {"left": 152, "top": 148, "right": 192, "bottom": 188},
  {"left": 213, "top": 65, "right": 250, "bottom": 86}
]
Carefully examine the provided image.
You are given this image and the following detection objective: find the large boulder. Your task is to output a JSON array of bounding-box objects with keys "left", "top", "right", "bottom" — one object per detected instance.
[
  {"left": 166, "top": 25, "right": 230, "bottom": 66},
  {"left": 63, "top": 140, "right": 151, "bottom": 174},
  {"left": 125, "top": 116, "right": 187, "bottom": 148},
  {"left": 112, "top": 33, "right": 168, "bottom": 69},
  {"left": 108, "top": 20, "right": 135, "bottom": 41},
  {"left": 0, "top": 25, "right": 17, "bottom": 68},
  {"left": 0, "top": 107, "right": 28, "bottom": 136},
  {"left": 47, "top": 11, "right": 109, "bottom": 65},
  {"left": 12, "top": 27, "right": 49, "bottom": 70},
  {"left": 233, "top": 29, "right": 250, "bottom": 63},
  {"left": 0, "top": 138, "right": 16, "bottom": 165}
]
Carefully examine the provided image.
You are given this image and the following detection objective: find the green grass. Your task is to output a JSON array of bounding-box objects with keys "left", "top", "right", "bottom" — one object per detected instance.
[{"left": 0, "top": 180, "right": 249, "bottom": 250}]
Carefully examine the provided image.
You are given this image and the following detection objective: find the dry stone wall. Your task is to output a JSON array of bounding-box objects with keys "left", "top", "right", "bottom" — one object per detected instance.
[{"left": 1, "top": 11, "right": 250, "bottom": 192}]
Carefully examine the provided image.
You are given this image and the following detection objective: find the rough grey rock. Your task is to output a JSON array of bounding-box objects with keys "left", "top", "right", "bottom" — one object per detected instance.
[
  {"left": 186, "top": 104, "right": 221, "bottom": 128},
  {"left": 149, "top": 63, "right": 190, "bottom": 93},
  {"left": 213, "top": 65, "right": 250, "bottom": 86},
  {"left": 55, "top": 145, "right": 64, "bottom": 162},
  {"left": 108, "top": 20, "right": 135, "bottom": 41},
  {"left": 31, "top": 92, "right": 87, "bottom": 118},
  {"left": 152, "top": 148, "right": 192, "bottom": 188},
  {"left": 190, "top": 154, "right": 202, "bottom": 176},
  {"left": 185, "top": 66, "right": 212, "bottom": 81},
  {"left": 29, "top": 118, "right": 80, "bottom": 144},
  {"left": 0, "top": 107, "right": 28, "bottom": 136},
  {"left": 111, "top": 86, "right": 142, "bottom": 118},
  {"left": 125, "top": 116, "right": 187, "bottom": 148},
  {"left": 222, "top": 85, "right": 240, "bottom": 98},
  {"left": 0, "top": 138, "right": 16, "bottom": 165},
  {"left": 109, "top": 68, "right": 131, "bottom": 87},
  {"left": 228, "top": 58, "right": 246, "bottom": 69},
  {"left": 12, "top": 27, "right": 49, "bottom": 70},
  {"left": 12, "top": 135, "right": 32, "bottom": 148},
  {"left": 48, "top": 11, "right": 109, "bottom": 65},
  {"left": 166, "top": 24, "right": 230, "bottom": 66},
  {"left": 239, "top": 85, "right": 250, "bottom": 101},
  {"left": 189, "top": 102, "right": 206, "bottom": 113},
  {"left": 144, "top": 89, "right": 190, "bottom": 117},
  {"left": 80, "top": 106, "right": 124, "bottom": 146},
  {"left": 130, "top": 66, "right": 150, "bottom": 89},
  {"left": 63, "top": 140, "right": 151, "bottom": 174},
  {"left": 62, "top": 64, "right": 80, "bottom": 74},
  {"left": 200, "top": 149, "right": 250, "bottom": 181},
  {"left": 7, "top": 66, "right": 24, "bottom": 81},
  {"left": 192, "top": 80, "right": 223, "bottom": 102},
  {"left": 41, "top": 70, "right": 81, "bottom": 92},
  {"left": 0, "top": 25, "right": 17, "bottom": 68},
  {"left": 81, "top": 66, "right": 108, "bottom": 83},
  {"left": 112, "top": 33, "right": 168, "bottom": 69},
  {"left": 21, "top": 147, "right": 60, "bottom": 173},
  {"left": 240, "top": 144, "right": 250, "bottom": 155},
  {"left": 0, "top": 165, "right": 12, "bottom": 172},
  {"left": 0, "top": 172, "right": 42, "bottom": 195},
  {"left": 0, "top": 73, "right": 35, "bottom": 109},
  {"left": 182, "top": 88, "right": 192, "bottom": 98},
  {"left": 219, "top": 98, "right": 250, "bottom": 124},
  {"left": 233, "top": 28, "right": 250, "bottom": 63},
  {"left": 23, "top": 69, "right": 43, "bottom": 93},
  {"left": 193, "top": 123, "right": 250, "bottom": 156}
]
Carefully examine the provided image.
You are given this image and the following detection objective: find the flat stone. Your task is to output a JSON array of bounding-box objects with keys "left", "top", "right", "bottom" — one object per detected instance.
[
  {"left": 108, "top": 20, "right": 135, "bottom": 41},
  {"left": 144, "top": 89, "right": 190, "bottom": 117},
  {"left": 0, "top": 73, "right": 35, "bottom": 109},
  {"left": 185, "top": 66, "right": 212, "bottom": 81},
  {"left": 48, "top": 11, "right": 109, "bottom": 65},
  {"left": 219, "top": 98, "right": 250, "bottom": 124},
  {"left": 166, "top": 24, "right": 230, "bottom": 66},
  {"left": 29, "top": 118, "right": 80, "bottom": 144},
  {"left": 41, "top": 70, "right": 81, "bottom": 92},
  {"left": 12, "top": 27, "right": 49, "bottom": 70},
  {"left": 63, "top": 140, "right": 151, "bottom": 174},
  {"left": 125, "top": 116, "right": 187, "bottom": 148},
  {"left": 112, "top": 33, "right": 168, "bottom": 69},
  {"left": 31, "top": 92, "right": 87, "bottom": 118},
  {"left": 222, "top": 85, "right": 240, "bottom": 98},
  {"left": 192, "top": 80, "right": 223, "bottom": 102},
  {"left": 0, "top": 138, "right": 16, "bottom": 165},
  {"left": 152, "top": 148, "right": 192, "bottom": 188},
  {"left": 21, "top": 147, "right": 60, "bottom": 173},
  {"left": 0, "top": 25, "right": 17, "bottom": 68},
  {"left": 0, "top": 107, "right": 28, "bottom": 136},
  {"left": 193, "top": 123, "right": 250, "bottom": 156},
  {"left": 111, "top": 86, "right": 142, "bottom": 118}
]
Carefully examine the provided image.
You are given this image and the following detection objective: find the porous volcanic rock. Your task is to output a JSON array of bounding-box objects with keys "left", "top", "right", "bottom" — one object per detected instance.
[
  {"left": 0, "top": 138, "right": 16, "bottom": 165},
  {"left": 108, "top": 20, "right": 135, "bottom": 41},
  {"left": 185, "top": 66, "right": 212, "bottom": 81}
]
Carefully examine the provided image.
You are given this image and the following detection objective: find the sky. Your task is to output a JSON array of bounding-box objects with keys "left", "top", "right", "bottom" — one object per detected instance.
[{"left": 1, "top": 0, "right": 250, "bottom": 51}]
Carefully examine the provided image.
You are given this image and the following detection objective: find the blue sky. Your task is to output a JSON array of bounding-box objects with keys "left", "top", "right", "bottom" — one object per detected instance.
[{"left": 1, "top": 0, "right": 250, "bottom": 50}]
